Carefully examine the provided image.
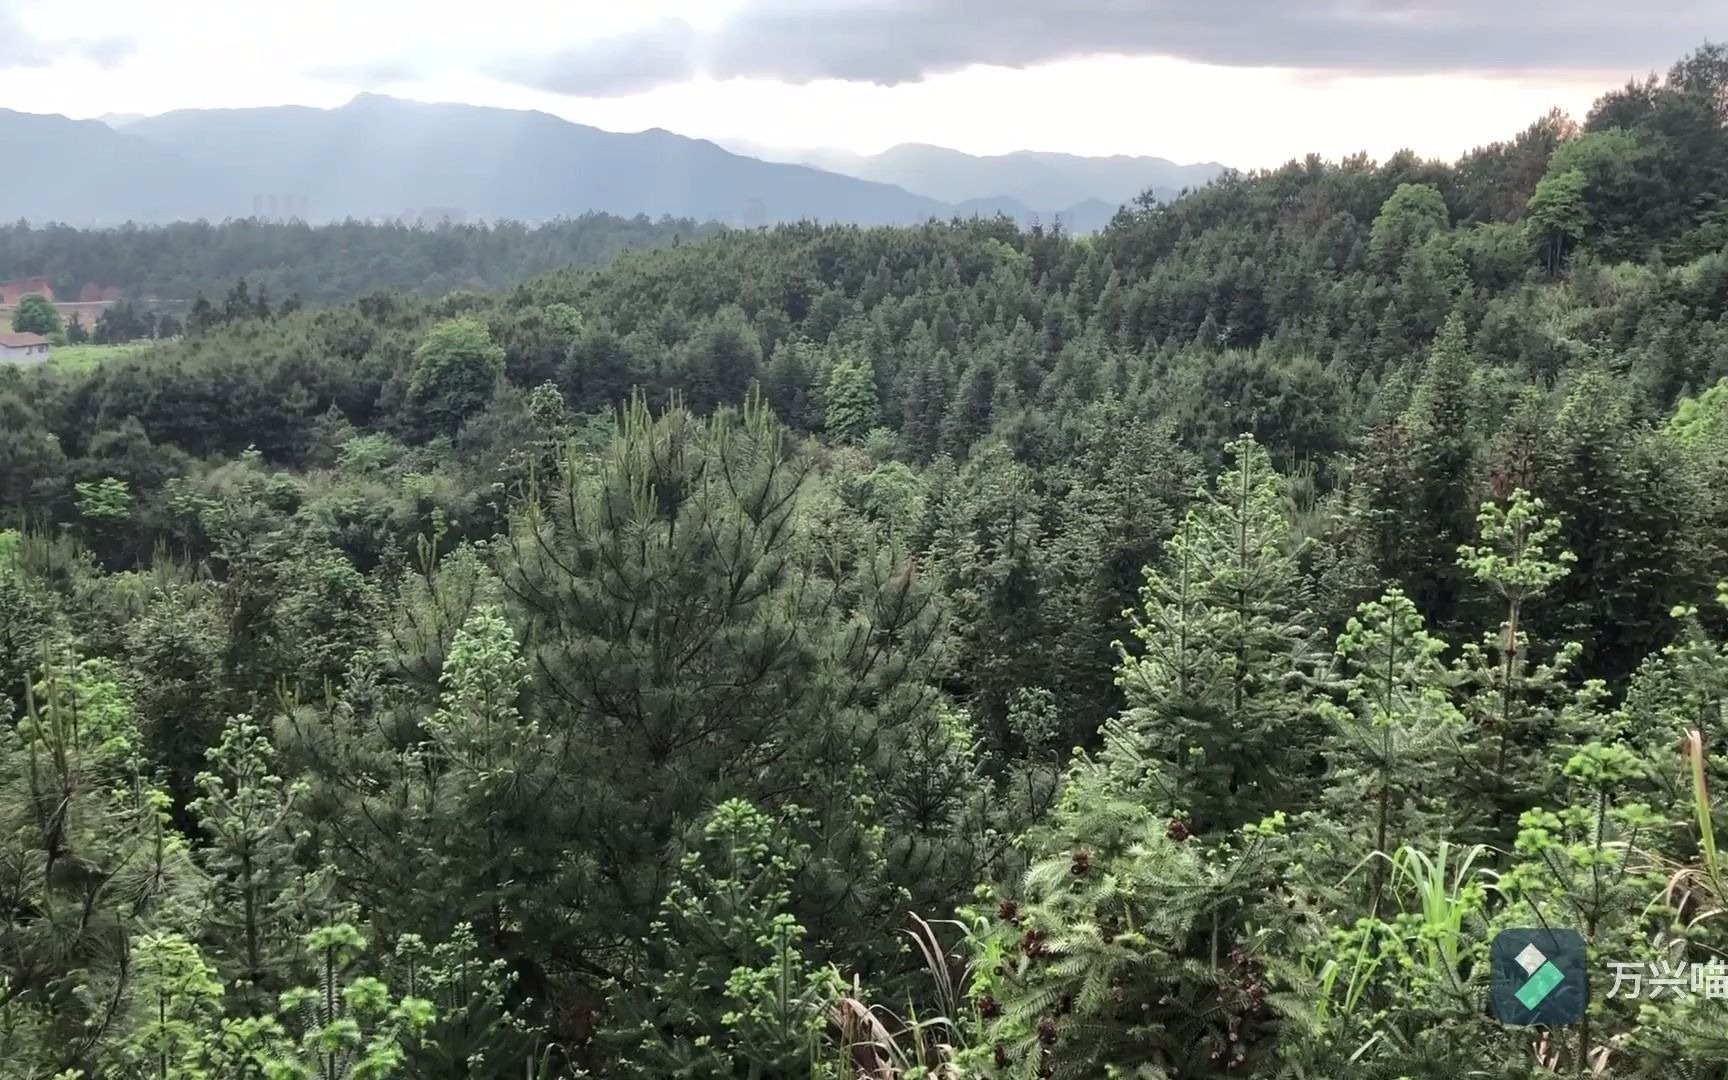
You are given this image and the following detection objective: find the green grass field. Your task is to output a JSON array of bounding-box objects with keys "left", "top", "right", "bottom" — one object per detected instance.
[{"left": 47, "top": 342, "right": 151, "bottom": 373}]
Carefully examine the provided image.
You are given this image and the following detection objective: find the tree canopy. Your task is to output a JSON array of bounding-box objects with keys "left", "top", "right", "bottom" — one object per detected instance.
[{"left": 4, "top": 43, "right": 1728, "bottom": 1080}]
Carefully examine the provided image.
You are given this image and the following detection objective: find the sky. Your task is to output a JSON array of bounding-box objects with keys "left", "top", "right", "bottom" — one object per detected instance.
[{"left": 0, "top": 0, "right": 1717, "bottom": 168}]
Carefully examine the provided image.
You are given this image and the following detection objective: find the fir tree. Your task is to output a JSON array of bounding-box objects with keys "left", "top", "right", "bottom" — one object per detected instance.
[
  {"left": 1117, "top": 435, "right": 1321, "bottom": 837},
  {"left": 0, "top": 653, "right": 204, "bottom": 1075},
  {"left": 1396, "top": 311, "right": 1481, "bottom": 633},
  {"left": 270, "top": 923, "right": 437, "bottom": 1079},
  {"left": 961, "top": 718, "right": 1288, "bottom": 1078},
  {"left": 608, "top": 799, "right": 837, "bottom": 1079},
  {"left": 1452, "top": 489, "right": 1579, "bottom": 848},
  {"left": 112, "top": 930, "right": 225, "bottom": 1079},
  {"left": 943, "top": 358, "right": 998, "bottom": 457},
  {"left": 188, "top": 714, "right": 327, "bottom": 1013},
  {"left": 1532, "top": 371, "right": 1693, "bottom": 681},
  {"left": 823, "top": 350, "right": 880, "bottom": 443},
  {"left": 1312, "top": 588, "right": 1462, "bottom": 913}
]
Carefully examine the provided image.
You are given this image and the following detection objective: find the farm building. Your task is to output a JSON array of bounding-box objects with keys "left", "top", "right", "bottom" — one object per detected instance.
[
  {"left": 0, "top": 278, "right": 55, "bottom": 305},
  {"left": 0, "top": 331, "right": 51, "bottom": 363}
]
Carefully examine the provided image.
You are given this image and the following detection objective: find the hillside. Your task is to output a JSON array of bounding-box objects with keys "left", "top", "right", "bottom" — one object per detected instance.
[
  {"left": 3, "top": 96, "right": 948, "bottom": 227},
  {"left": 5, "top": 97, "right": 1214, "bottom": 231},
  {"left": 0, "top": 216, "right": 722, "bottom": 304},
  {"left": 3, "top": 41, "right": 1728, "bottom": 1080},
  {"left": 8, "top": 96, "right": 1138, "bottom": 229},
  {"left": 0, "top": 108, "right": 231, "bottom": 224},
  {"left": 121, "top": 94, "right": 952, "bottom": 226}
]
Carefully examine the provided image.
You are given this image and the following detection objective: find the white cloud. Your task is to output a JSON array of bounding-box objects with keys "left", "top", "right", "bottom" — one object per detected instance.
[
  {"left": 0, "top": 0, "right": 1681, "bottom": 167},
  {"left": 0, "top": 3, "right": 133, "bottom": 70}
]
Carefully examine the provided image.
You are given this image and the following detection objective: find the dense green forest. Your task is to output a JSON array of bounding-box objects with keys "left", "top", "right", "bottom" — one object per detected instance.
[
  {"left": 0, "top": 214, "right": 718, "bottom": 306},
  {"left": 4, "top": 45, "right": 1728, "bottom": 1079}
]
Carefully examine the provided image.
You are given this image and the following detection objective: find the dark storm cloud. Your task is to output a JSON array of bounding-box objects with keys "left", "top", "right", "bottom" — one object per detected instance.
[
  {"left": 0, "top": 10, "right": 133, "bottom": 70},
  {"left": 491, "top": 0, "right": 1718, "bottom": 96}
]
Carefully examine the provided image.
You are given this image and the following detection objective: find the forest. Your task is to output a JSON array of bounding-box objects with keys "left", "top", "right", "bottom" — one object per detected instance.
[
  {"left": 3, "top": 44, "right": 1728, "bottom": 1080},
  {"left": 0, "top": 214, "right": 717, "bottom": 307}
]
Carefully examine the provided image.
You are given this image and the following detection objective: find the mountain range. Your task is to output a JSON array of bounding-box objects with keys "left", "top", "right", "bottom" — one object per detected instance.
[
  {"left": 725, "top": 139, "right": 1224, "bottom": 211},
  {"left": 0, "top": 95, "right": 1225, "bottom": 231}
]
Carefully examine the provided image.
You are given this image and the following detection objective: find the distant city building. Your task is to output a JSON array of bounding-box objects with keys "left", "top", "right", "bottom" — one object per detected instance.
[
  {"left": 0, "top": 331, "right": 51, "bottom": 363},
  {"left": 394, "top": 207, "right": 470, "bottom": 227},
  {"left": 0, "top": 277, "right": 55, "bottom": 305},
  {"left": 252, "top": 193, "right": 310, "bottom": 222}
]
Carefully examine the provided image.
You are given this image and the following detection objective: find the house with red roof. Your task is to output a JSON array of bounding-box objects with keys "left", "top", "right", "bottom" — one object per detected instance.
[{"left": 0, "top": 331, "right": 51, "bottom": 363}]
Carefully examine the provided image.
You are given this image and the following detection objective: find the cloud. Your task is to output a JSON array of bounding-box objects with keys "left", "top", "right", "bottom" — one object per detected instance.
[
  {"left": 305, "top": 58, "right": 428, "bottom": 88},
  {"left": 486, "top": 19, "right": 701, "bottom": 98},
  {"left": 0, "top": 10, "right": 134, "bottom": 70},
  {"left": 490, "top": 0, "right": 1719, "bottom": 96},
  {"left": 75, "top": 35, "right": 134, "bottom": 69}
]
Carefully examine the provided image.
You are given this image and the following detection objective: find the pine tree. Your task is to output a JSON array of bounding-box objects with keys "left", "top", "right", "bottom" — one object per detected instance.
[
  {"left": 112, "top": 930, "right": 225, "bottom": 1079},
  {"left": 677, "top": 308, "right": 762, "bottom": 414},
  {"left": 1039, "top": 403, "right": 1196, "bottom": 740},
  {"left": 763, "top": 338, "right": 821, "bottom": 431},
  {"left": 126, "top": 581, "right": 228, "bottom": 824},
  {"left": 1621, "top": 579, "right": 1728, "bottom": 765},
  {"left": 1501, "top": 742, "right": 1669, "bottom": 1073},
  {"left": 494, "top": 393, "right": 980, "bottom": 975},
  {"left": 896, "top": 321, "right": 948, "bottom": 462},
  {"left": 281, "top": 594, "right": 566, "bottom": 1012}
]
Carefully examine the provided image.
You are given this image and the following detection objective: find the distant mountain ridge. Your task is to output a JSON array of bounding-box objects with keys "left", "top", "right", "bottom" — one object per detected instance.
[
  {"left": 725, "top": 138, "right": 1226, "bottom": 214},
  {"left": 0, "top": 109, "right": 234, "bottom": 224},
  {"left": 0, "top": 96, "right": 1222, "bottom": 230},
  {"left": 851, "top": 143, "right": 1224, "bottom": 209}
]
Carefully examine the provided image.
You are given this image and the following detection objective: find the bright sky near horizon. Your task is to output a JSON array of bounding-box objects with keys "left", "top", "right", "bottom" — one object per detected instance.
[{"left": 0, "top": 0, "right": 1713, "bottom": 168}]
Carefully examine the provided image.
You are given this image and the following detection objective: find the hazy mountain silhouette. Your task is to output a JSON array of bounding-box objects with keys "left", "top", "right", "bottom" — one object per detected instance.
[
  {"left": 0, "top": 109, "right": 233, "bottom": 224},
  {"left": 723, "top": 138, "right": 1224, "bottom": 211},
  {"left": 6, "top": 96, "right": 1220, "bottom": 229},
  {"left": 850, "top": 143, "right": 1224, "bottom": 208},
  {"left": 118, "top": 95, "right": 955, "bottom": 225}
]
